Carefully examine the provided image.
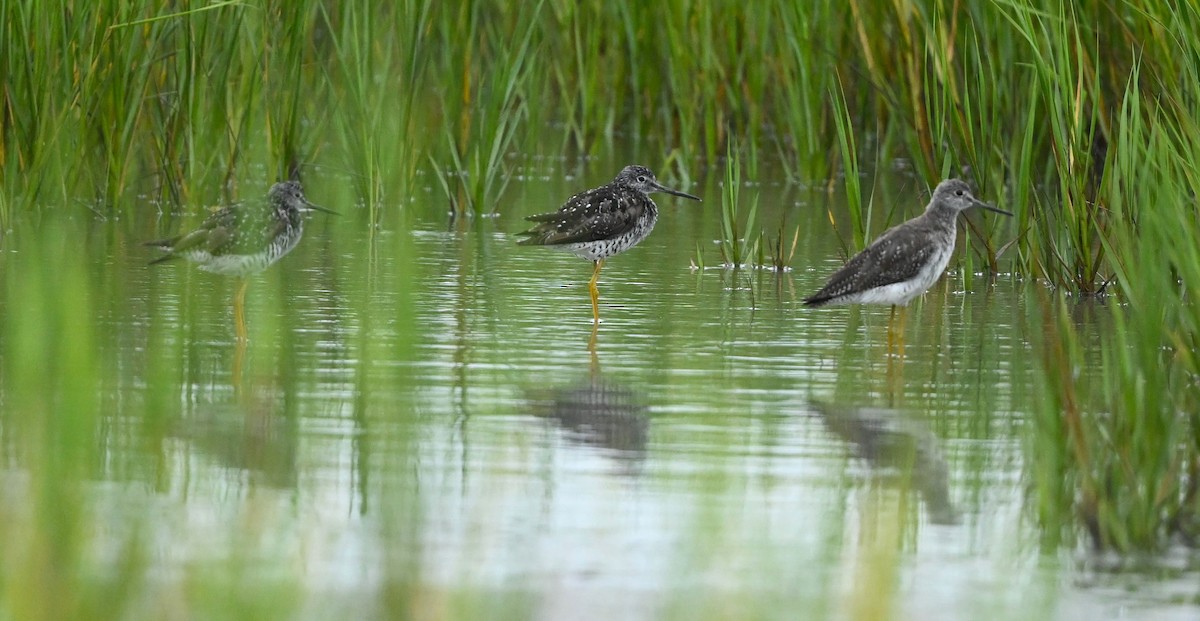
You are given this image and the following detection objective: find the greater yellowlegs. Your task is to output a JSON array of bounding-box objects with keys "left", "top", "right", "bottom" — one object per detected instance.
[
  {"left": 517, "top": 165, "right": 701, "bottom": 323},
  {"left": 804, "top": 179, "right": 1011, "bottom": 346},
  {"left": 146, "top": 180, "right": 335, "bottom": 340}
]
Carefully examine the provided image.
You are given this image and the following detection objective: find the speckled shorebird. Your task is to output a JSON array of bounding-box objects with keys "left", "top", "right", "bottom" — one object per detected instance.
[
  {"left": 804, "top": 179, "right": 1010, "bottom": 347},
  {"left": 145, "top": 180, "right": 335, "bottom": 340},
  {"left": 517, "top": 165, "right": 701, "bottom": 323}
]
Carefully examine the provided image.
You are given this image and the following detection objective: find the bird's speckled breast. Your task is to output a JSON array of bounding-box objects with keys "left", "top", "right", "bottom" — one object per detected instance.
[
  {"left": 189, "top": 223, "right": 304, "bottom": 277},
  {"left": 563, "top": 203, "right": 658, "bottom": 261}
]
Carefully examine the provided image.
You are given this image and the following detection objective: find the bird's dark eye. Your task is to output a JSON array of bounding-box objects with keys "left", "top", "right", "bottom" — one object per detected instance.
[
  {"left": 955, "top": 190, "right": 964, "bottom": 196},
  {"left": 637, "top": 176, "right": 647, "bottom": 183}
]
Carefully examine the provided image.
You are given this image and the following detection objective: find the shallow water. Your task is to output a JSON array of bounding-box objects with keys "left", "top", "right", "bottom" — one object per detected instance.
[{"left": 0, "top": 162, "right": 1196, "bottom": 620}]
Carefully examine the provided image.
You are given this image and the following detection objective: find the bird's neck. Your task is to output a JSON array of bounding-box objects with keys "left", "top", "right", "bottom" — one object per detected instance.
[
  {"left": 925, "top": 203, "right": 961, "bottom": 229},
  {"left": 278, "top": 208, "right": 303, "bottom": 227}
]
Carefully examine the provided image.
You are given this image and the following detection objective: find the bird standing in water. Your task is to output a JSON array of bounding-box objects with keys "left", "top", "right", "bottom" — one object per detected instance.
[
  {"left": 517, "top": 165, "right": 701, "bottom": 324},
  {"left": 146, "top": 180, "right": 335, "bottom": 341},
  {"left": 804, "top": 179, "right": 1011, "bottom": 350}
]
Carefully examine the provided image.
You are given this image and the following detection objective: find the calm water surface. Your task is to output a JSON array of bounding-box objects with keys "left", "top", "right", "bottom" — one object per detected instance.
[{"left": 1, "top": 162, "right": 1197, "bottom": 620}]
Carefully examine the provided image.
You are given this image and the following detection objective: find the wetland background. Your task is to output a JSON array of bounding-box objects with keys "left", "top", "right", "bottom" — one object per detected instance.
[{"left": 2, "top": 1, "right": 1200, "bottom": 619}]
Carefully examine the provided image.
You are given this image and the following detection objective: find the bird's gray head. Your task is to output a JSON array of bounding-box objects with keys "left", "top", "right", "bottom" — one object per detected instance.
[
  {"left": 614, "top": 165, "right": 701, "bottom": 202},
  {"left": 269, "top": 181, "right": 308, "bottom": 209},
  {"left": 268, "top": 180, "right": 337, "bottom": 215},
  {"left": 929, "top": 179, "right": 1010, "bottom": 216}
]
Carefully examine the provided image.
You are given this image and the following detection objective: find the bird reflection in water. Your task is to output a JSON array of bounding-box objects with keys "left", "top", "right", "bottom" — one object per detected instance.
[
  {"left": 168, "top": 389, "right": 298, "bottom": 490},
  {"left": 811, "top": 401, "right": 958, "bottom": 525},
  {"left": 526, "top": 360, "right": 649, "bottom": 468}
]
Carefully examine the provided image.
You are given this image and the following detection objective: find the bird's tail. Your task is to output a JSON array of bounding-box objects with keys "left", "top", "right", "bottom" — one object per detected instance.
[
  {"left": 142, "top": 236, "right": 179, "bottom": 249},
  {"left": 515, "top": 232, "right": 546, "bottom": 246},
  {"left": 144, "top": 236, "right": 181, "bottom": 265}
]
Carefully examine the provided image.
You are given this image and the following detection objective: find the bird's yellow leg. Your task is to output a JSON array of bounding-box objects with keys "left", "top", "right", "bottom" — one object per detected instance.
[
  {"left": 234, "top": 278, "right": 249, "bottom": 343},
  {"left": 589, "top": 259, "right": 605, "bottom": 324},
  {"left": 897, "top": 305, "right": 907, "bottom": 357},
  {"left": 232, "top": 333, "right": 246, "bottom": 395},
  {"left": 588, "top": 322, "right": 600, "bottom": 357},
  {"left": 886, "top": 305, "right": 897, "bottom": 354}
]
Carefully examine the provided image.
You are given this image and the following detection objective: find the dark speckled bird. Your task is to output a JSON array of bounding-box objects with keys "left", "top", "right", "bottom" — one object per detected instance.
[
  {"left": 517, "top": 165, "right": 701, "bottom": 323},
  {"left": 804, "top": 179, "right": 1010, "bottom": 349},
  {"left": 145, "top": 181, "right": 333, "bottom": 275},
  {"left": 145, "top": 180, "right": 335, "bottom": 341}
]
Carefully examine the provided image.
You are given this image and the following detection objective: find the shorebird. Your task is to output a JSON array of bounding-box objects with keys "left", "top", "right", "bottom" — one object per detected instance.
[
  {"left": 804, "top": 179, "right": 1011, "bottom": 348},
  {"left": 517, "top": 165, "right": 701, "bottom": 324},
  {"left": 146, "top": 180, "right": 335, "bottom": 341}
]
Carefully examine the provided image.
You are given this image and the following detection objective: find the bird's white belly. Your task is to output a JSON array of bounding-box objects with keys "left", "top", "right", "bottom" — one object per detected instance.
[{"left": 192, "top": 249, "right": 276, "bottom": 276}]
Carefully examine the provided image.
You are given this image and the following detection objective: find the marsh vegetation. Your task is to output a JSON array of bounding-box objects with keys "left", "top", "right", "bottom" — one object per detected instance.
[{"left": 2, "top": 1, "right": 1199, "bottom": 618}]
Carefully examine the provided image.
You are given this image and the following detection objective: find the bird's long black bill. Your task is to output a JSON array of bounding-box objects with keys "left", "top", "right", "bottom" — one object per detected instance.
[
  {"left": 657, "top": 184, "right": 702, "bottom": 202},
  {"left": 977, "top": 201, "right": 1013, "bottom": 217},
  {"left": 305, "top": 202, "right": 340, "bottom": 215}
]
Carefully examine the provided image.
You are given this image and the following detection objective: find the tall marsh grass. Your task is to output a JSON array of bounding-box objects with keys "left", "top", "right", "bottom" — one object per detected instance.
[
  {"left": 1029, "top": 60, "right": 1200, "bottom": 552},
  {"left": 429, "top": 0, "right": 543, "bottom": 217},
  {"left": 0, "top": 2, "right": 1188, "bottom": 251},
  {"left": 715, "top": 145, "right": 759, "bottom": 268}
]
